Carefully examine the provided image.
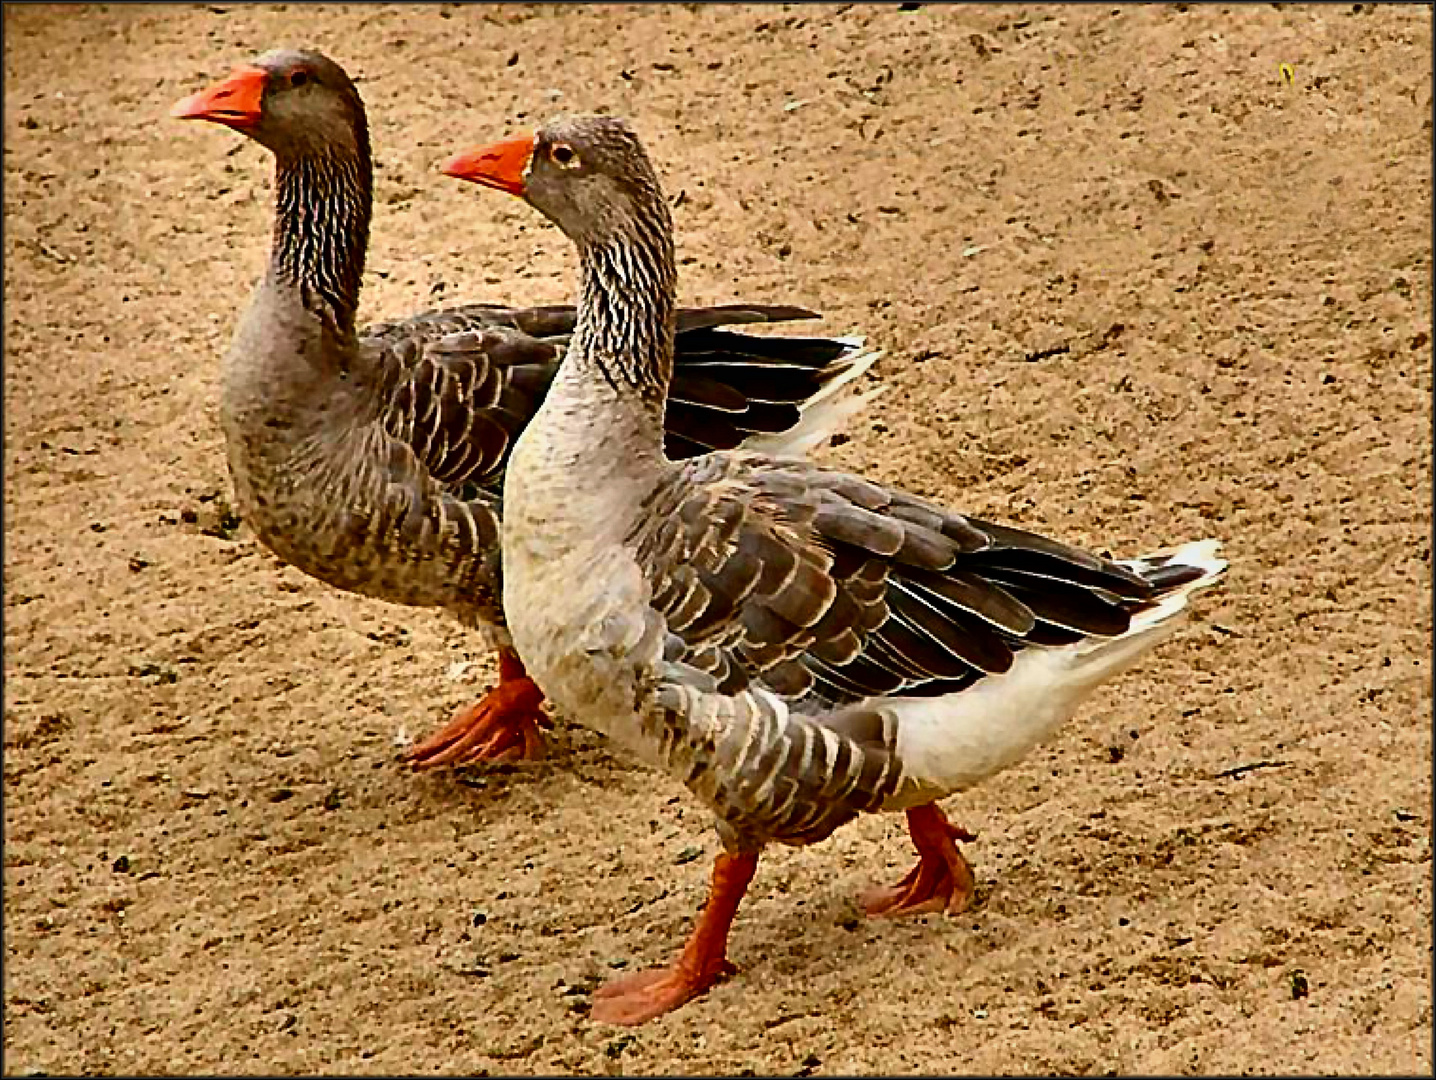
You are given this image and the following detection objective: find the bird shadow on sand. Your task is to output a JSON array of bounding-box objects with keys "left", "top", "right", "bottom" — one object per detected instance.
[{"left": 391, "top": 716, "right": 637, "bottom": 815}]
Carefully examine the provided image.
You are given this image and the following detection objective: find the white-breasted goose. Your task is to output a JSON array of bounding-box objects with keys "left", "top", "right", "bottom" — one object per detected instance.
[{"left": 445, "top": 115, "right": 1227, "bottom": 1025}]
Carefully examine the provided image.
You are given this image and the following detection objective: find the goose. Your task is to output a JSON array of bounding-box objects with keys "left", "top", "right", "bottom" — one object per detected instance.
[
  {"left": 169, "top": 49, "right": 879, "bottom": 768},
  {"left": 441, "top": 115, "right": 1228, "bottom": 1025}
]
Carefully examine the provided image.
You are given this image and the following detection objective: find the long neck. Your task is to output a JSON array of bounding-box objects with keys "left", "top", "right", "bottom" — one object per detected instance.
[
  {"left": 270, "top": 139, "right": 372, "bottom": 341},
  {"left": 568, "top": 200, "right": 678, "bottom": 438},
  {"left": 223, "top": 126, "right": 376, "bottom": 453}
]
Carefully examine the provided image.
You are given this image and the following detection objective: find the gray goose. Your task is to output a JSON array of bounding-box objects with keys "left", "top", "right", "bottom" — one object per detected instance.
[
  {"left": 443, "top": 116, "right": 1227, "bottom": 1025},
  {"left": 169, "top": 50, "right": 878, "bottom": 768}
]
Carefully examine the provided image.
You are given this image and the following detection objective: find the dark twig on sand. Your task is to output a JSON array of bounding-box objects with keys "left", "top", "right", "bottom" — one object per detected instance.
[{"left": 1214, "top": 760, "right": 1290, "bottom": 780}]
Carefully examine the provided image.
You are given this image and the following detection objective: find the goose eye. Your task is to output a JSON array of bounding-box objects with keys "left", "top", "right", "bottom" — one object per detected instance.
[
  {"left": 550, "top": 143, "right": 579, "bottom": 168},
  {"left": 289, "top": 69, "right": 310, "bottom": 88}
]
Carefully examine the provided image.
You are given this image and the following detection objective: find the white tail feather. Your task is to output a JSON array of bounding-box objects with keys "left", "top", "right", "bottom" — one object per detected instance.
[
  {"left": 740, "top": 341, "right": 884, "bottom": 457},
  {"left": 1120, "top": 538, "right": 1228, "bottom": 632},
  {"left": 1066, "top": 538, "right": 1226, "bottom": 682},
  {"left": 887, "top": 539, "right": 1227, "bottom": 802}
]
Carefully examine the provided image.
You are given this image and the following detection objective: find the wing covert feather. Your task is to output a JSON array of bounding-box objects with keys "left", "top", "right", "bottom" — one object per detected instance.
[{"left": 634, "top": 454, "right": 1176, "bottom": 719}]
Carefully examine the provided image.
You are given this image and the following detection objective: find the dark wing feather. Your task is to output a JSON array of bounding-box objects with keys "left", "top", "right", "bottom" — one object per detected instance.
[
  {"left": 632, "top": 454, "right": 1198, "bottom": 719},
  {"left": 364, "top": 301, "right": 865, "bottom": 489},
  {"left": 373, "top": 326, "right": 555, "bottom": 492},
  {"left": 972, "top": 566, "right": 1133, "bottom": 636}
]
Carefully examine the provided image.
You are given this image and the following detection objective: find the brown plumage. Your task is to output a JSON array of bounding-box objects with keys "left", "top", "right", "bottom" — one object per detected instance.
[
  {"left": 452, "top": 114, "right": 1227, "bottom": 1024},
  {"left": 171, "top": 50, "right": 880, "bottom": 768}
]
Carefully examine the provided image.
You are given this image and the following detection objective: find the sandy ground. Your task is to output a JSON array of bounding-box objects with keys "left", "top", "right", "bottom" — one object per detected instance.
[{"left": 4, "top": 3, "right": 1432, "bottom": 1074}]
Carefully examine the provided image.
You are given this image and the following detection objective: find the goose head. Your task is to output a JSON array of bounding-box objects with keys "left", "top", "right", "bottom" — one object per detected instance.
[
  {"left": 170, "top": 47, "right": 366, "bottom": 160},
  {"left": 441, "top": 114, "right": 667, "bottom": 248}
]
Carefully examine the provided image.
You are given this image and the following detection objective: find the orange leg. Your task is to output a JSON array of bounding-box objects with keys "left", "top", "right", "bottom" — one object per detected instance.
[
  {"left": 402, "top": 647, "right": 548, "bottom": 769},
  {"left": 591, "top": 850, "right": 760, "bottom": 1026},
  {"left": 861, "top": 804, "right": 977, "bottom": 918}
]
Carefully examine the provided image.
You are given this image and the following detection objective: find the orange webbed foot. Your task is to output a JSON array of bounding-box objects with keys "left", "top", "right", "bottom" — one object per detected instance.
[
  {"left": 589, "top": 850, "right": 759, "bottom": 1025},
  {"left": 862, "top": 804, "right": 977, "bottom": 918},
  {"left": 402, "top": 649, "right": 548, "bottom": 769},
  {"left": 590, "top": 959, "right": 737, "bottom": 1025}
]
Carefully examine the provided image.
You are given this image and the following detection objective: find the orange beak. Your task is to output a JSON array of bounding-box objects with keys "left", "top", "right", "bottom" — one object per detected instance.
[
  {"left": 170, "top": 65, "right": 268, "bottom": 129},
  {"left": 440, "top": 134, "right": 535, "bottom": 196}
]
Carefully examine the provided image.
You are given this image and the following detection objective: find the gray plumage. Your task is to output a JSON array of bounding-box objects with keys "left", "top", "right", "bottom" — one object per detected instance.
[
  {"left": 180, "top": 50, "right": 881, "bottom": 654},
  {"left": 496, "top": 114, "right": 1228, "bottom": 856}
]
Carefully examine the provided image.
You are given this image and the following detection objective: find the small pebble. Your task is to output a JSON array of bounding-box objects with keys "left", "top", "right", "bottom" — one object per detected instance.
[{"left": 605, "top": 1034, "right": 635, "bottom": 1058}]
